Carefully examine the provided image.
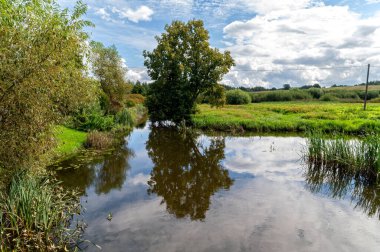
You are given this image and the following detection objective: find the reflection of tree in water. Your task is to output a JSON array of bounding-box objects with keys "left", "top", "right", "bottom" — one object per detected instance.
[
  {"left": 146, "top": 127, "right": 233, "bottom": 220},
  {"left": 55, "top": 140, "right": 134, "bottom": 195},
  {"left": 305, "top": 162, "right": 380, "bottom": 219}
]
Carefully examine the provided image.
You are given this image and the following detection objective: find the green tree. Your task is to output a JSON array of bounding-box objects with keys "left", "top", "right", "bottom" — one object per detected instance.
[
  {"left": 143, "top": 20, "right": 234, "bottom": 123},
  {"left": 283, "top": 84, "right": 291, "bottom": 90},
  {"left": 0, "top": 0, "right": 97, "bottom": 169},
  {"left": 90, "top": 41, "right": 131, "bottom": 113}
]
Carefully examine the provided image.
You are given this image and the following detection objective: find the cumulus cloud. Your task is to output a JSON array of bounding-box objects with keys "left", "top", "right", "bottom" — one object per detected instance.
[
  {"left": 94, "top": 8, "right": 111, "bottom": 21},
  {"left": 112, "top": 5, "right": 154, "bottom": 23},
  {"left": 126, "top": 68, "right": 150, "bottom": 83},
  {"left": 222, "top": 3, "right": 380, "bottom": 87}
]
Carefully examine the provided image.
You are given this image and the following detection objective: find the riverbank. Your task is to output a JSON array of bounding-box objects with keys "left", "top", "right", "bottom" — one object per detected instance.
[{"left": 193, "top": 102, "right": 380, "bottom": 134}]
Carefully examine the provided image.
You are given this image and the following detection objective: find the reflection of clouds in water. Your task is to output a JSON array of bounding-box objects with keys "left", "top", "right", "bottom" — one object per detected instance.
[
  {"left": 84, "top": 177, "right": 380, "bottom": 252},
  {"left": 128, "top": 173, "right": 151, "bottom": 186},
  {"left": 224, "top": 136, "right": 306, "bottom": 181},
  {"left": 72, "top": 131, "right": 380, "bottom": 251}
]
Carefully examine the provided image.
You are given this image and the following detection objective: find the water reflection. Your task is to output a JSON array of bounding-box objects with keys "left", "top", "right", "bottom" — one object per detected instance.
[
  {"left": 146, "top": 127, "right": 233, "bottom": 220},
  {"left": 56, "top": 140, "right": 134, "bottom": 195},
  {"left": 305, "top": 162, "right": 380, "bottom": 219}
]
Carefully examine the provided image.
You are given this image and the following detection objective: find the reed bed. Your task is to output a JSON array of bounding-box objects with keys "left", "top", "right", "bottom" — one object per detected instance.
[
  {"left": 0, "top": 173, "right": 83, "bottom": 251},
  {"left": 305, "top": 132, "right": 380, "bottom": 174}
]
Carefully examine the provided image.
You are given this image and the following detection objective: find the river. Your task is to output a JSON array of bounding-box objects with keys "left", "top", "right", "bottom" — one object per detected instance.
[{"left": 56, "top": 124, "right": 380, "bottom": 252}]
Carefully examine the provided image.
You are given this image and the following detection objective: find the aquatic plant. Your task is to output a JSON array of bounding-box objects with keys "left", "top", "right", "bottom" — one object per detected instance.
[
  {"left": 305, "top": 131, "right": 380, "bottom": 174},
  {"left": 85, "top": 131, "right": 114, "bottom": 150},
  {"left": 0, "top": 173, "right": 83, "bottom": 251}
]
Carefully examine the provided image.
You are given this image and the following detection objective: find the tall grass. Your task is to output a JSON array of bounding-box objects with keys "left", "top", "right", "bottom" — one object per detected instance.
[
  {"left": 305, "top": 131, "right": 380, "bottom": 174},
  {"left": 0, "top": 173, "right": 83, "bottom": 251}
]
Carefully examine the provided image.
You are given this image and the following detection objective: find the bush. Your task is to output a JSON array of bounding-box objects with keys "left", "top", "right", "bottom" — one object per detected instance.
[
  {"left": 125, "top": 94, "right": 145, "bottom": 107},
  {"left": 115, "top": 108, "right": 134, "bottom": 128},
  {"left": 85, "top": 131, "right": 114, "bottom": 149},
  {"left": 358, "top": 90, "right": 380, "bottom": 100},
  {"left": 307, "top": 88, "right": 324, "bottom": 99},
  {"left": 226, "top": 90, "right": 251, "bottom": 104},
  {"left": 0, "top": 173, "right": 82, "bottom": 251},
  {"left": 250, "top": 89, "right": 312, "bottom": 103},
  {"left": 320, "top": 94, "right": 339, "bottom": 101},
  {"left": 70, "top": 105, "right": 115, "bottom": 132}
]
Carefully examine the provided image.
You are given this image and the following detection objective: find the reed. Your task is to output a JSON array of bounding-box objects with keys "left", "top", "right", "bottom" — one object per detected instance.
[
  {"left": 0, "top": 173, "right": 83, "bottom": 251},
  {"left": 305, "top": 131, "right": 380, "bottom": 174}
]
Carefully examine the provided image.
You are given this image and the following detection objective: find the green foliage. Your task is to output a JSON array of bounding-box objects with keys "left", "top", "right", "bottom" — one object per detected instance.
[
  {"left": 115, "top": 108, "right": 134, "bottom": 128},
  {"left": 358, "top": 90, "right": 380, "bottom": 100},
  {"left": 283, "top": 84, "right": 291, "bottom": 90},
  {"left": 143, "top": 19, "right": 234, "bottom": 123},
  {"left": 251, "top": 89, "right": 312, "bottom": 102},
  {"left": 305, "top": 131, "right": 380, "bottom": 173},
  {"left": 131, "top": 81, "right": 149, "bottom": 96},
  {"left": 320, "top": 94, "right": 339, "bottom": 101},
  {"left": 307, "top": 88, "right": 324, "bottom": 99},
  {"left": 226, "top": 90, "right": 251, "bottom": 104},
  {"left": 0, "top": 173, "right": 82, "bottom": 250},
  {"left": 70, "top": 105, "right": 115, "bottom": 132},
  {"left": 90, "top": 41, "right": 131, "bottom": 114},
  {"left": 0, "top": 0, "right": 97, "bottom": 169}
]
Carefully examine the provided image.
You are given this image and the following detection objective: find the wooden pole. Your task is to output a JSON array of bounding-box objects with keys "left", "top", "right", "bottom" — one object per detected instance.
[{"left": 364, "top": 64, "right": 370, "bottom": 111}]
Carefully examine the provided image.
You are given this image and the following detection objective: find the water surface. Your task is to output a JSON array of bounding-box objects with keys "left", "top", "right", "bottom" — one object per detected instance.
[{"left": 57, "top": 125, "right": 380, "bottom": 252}]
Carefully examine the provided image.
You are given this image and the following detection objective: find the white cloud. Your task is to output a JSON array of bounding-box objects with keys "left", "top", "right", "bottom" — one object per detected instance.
[
  {"left": 112, "top": 5, "right": 154, "bottom": 23},
  {"left": 222, "top": 4, "right": 380, "bottom": 87},
  {"left": 126, "top": 68, "right": 150, "bottom": 83},
  {"left": 95, "top": 8, "right": 111, "bottom": 21}
]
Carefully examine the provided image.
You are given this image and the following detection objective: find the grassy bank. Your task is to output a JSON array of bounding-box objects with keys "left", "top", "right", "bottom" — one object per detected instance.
[
  {"left": 193, "top": 102, "right": 380, "bottom": 133},
  {"left": 54, "top": 126, "right": 88, "bottom": 156}
]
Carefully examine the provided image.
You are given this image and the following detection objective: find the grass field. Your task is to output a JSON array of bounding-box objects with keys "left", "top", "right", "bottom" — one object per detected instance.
[
  {"left": 53, "top": 126, "right": 88, "bottom": 156},
  {"left": 193, "top": 102, "right": 380, "bottom": 134}
]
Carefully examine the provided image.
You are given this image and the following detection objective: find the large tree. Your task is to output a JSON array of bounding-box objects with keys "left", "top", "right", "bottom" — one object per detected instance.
[
  {"left": 0, "top": 0, "right": 97, "bottom": 169},
  {"left": 143, "top": 20, "right": 234, "bottom": 123},
  {"left": 90, "top": 41, "right": 131, "bottom": 114}
]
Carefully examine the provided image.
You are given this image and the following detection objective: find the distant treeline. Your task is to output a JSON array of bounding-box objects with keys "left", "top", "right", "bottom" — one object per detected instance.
[{"left": 221, "top": 80, "right": 380, "bottom": 93}]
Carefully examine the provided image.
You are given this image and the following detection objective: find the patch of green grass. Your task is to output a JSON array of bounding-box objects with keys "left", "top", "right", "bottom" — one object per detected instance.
[
  {"left": 193, "top": 102, "right": 380, "bottom": 134},
  {"left": 54, "top": 126, "right": 87, "bottom": 156}
]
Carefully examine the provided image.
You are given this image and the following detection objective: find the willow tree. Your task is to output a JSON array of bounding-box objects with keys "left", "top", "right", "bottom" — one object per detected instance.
[
  {"left": 0, "top": 0, "right": 98, "bottom": 169},
  {"left": 90, "top": 41, "right": 131, "bottom": 114},
  {"left": 143, "top": 20, "right": 234, "bottom": 123}
]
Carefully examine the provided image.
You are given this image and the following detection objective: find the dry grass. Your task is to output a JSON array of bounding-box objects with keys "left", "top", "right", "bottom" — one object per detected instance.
[{"left": 84, "top": 131, "right": 114, "bottom": 150}]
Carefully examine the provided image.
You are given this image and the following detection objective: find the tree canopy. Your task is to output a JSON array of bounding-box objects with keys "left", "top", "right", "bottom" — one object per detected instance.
[
  {"left": 0, "top": 0, "right": 97, "bottom": 169},
  {"left": 90, "top": 41, "right": 131, "bottom": 114},
  {"left": 143, "top": 20, "right": 234, "bottom": 123}
]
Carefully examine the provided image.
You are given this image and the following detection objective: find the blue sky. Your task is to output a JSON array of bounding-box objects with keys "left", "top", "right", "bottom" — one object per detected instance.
[{"left": 58, "top": 0, "right": 380, "bottom": 88}]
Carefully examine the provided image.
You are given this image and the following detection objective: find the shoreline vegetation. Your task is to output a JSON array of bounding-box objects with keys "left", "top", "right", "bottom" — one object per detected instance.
[{"left": 193, "top": 102, "right": 380, "bottom": 134}]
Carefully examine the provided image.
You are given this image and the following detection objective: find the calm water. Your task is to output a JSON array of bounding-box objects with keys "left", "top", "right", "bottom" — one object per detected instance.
[{"left": 56, "top": 125, "right": 380, "bottom": 252}]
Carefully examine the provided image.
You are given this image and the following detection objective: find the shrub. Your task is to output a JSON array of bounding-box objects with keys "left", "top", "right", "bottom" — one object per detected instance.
[
  {"left": 307, "top": 88, "right": 324, "bottom": 99},
  {"left": 70, "top": 105, "right": 115, "bottom": 132},
  {"left": 0, "top": 173, "right": 82, "bottom": 251},
  {"left": 226, "top": 90, "right": 251, "bottom": 104},
  {"left": 250, "top": 89, "right": 312, "bottom": 103},
  {"left": 125, "top": 94, "right": 145, "bottom": 107},
  {"left": 358, "top": 90, "right": 380, "bottom": 100},
  {"left": 320, "top": 94, "right": 339, "bottom": 101},
  {"left": 115, "top": 109, "right": 134, "bottom": 128},
  {"left": 85, "top": 131, "right": 113, "bottom": 149}
]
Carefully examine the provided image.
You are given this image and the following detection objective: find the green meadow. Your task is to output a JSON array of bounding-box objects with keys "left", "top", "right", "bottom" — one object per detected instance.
[{"left": 193, "top": 102, "right": 380, "bottom": 134}]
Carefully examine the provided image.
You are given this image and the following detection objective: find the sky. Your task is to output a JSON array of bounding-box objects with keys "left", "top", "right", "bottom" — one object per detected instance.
[{"left": 58, "top": 0, "right": 380, "bottom": 88}]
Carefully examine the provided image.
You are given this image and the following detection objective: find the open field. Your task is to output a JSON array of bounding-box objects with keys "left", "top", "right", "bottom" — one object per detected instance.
[{"left": 193, "top": 102, "right": 380, "bottom": 133}]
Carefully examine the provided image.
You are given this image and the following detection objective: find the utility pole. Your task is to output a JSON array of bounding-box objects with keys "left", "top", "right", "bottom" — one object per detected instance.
[{"left": 363, "top": 64, "right": 370, "bottom": 111}]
